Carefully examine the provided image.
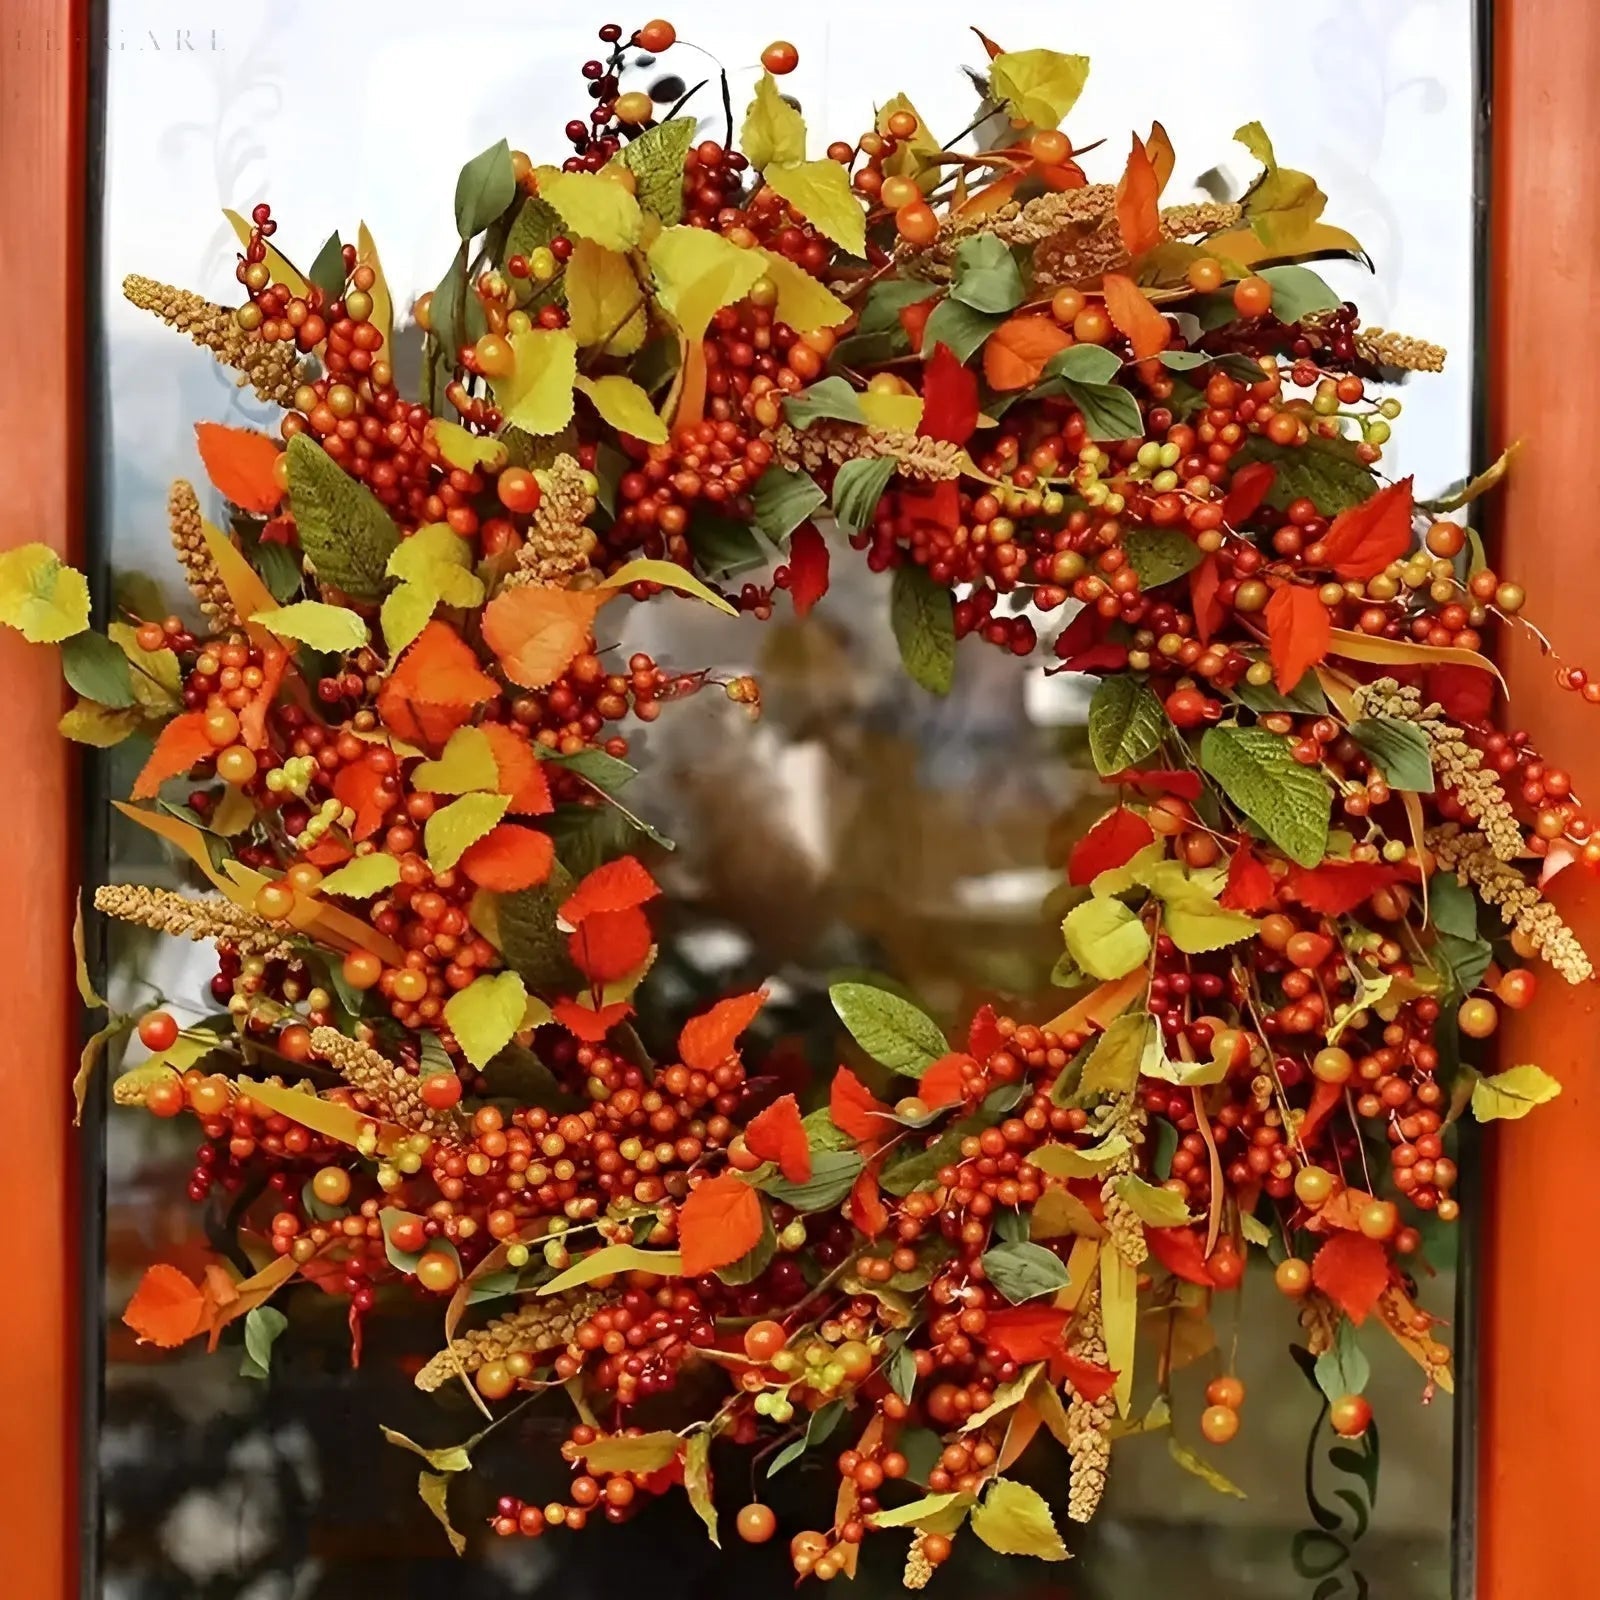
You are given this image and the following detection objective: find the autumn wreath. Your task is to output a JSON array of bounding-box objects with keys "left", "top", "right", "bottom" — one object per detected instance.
[{"left": 4, "top": 17, "right": 1577, "bottom": 1582}]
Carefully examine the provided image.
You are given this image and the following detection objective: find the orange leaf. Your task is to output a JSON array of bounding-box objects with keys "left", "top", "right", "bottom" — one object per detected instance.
[
  {"left": 1318, "top": 478, "right": 1415, "bottom": 580},
  {"left": 830, "top": 1065, "right": 889, "bottom": 1144},
  {"left": 1115, "top": 135, "right": 1161, "bottom": 257},
  {"left": 678, "top": 1172, "right": 765, "bottom": 1276},
  {"left": 1145, "top": 121, "right": 1175, "bottom": 195},
  {"left": 481, "top": 583, "right": 605, "bottom": 690},
  {"left": 1311, "top": 1231, "right": 1390, "bottom": 1324},
  {"left": 194, "top": 422, "right": 284, "bottom": 513},
  {"left": 480, "top": 722, "right": 553, "bottom": 815},
  {"left": 238, "top": 644, "right": 288, "bottom": 750},
  {"left": 899, "top": 297, "right": 938, "bottom": 355},
  {"left": 132, "top": 711, "right": 214, "bottom": 799},
  {"left": 553, "top": 997, "right": 634, "bottom": 1041},
  {"left": 378, "top": 621, "right": 498, "bottom": 749},
  {"left": 745, "top": 1092, "right": 811, "bottom": 1183},
  {"left": 568, "top": 905, "right": 653, "bottom": 983},
  {"left": 461, "top": 823, "right": 555, "bottom": 891},
  {"left": 956, "top": 171, "right": 1023, "bottom": 218},
  {"left": 1101, "top": 273, "right": 1169, "bottom": 359},
  {"left": 333, "top": 757, "right": 395, "bottom": 841},
  {"left": 918, "top": 1052, "right": 971, "bottom": 1110},
  {"left": 983, "top": 315, "right": 1072, "bottom": 392},
  {"left": 679, "top": 989, "right": 768, "bottom": 1072},
  {"left": 1057, "top": 1351, "right": 1119, "bottom": 1404},
  {"left": 847, "top": 1164, "right": 889, "bottom": 1237},
  {"left": 124, "top": 1263, "right": 207, "bottom": 1347},
  {"left": 971, "top": 27, "right": 1005, "bottom": 59},
  {"left": 1265, "top": 582, "right": 1332, "bottom": 693},
  {"left": 561, "top": 856, "right": 660, "bottom": 926}
]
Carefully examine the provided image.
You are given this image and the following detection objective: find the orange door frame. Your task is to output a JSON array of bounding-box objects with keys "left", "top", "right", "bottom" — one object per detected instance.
[
  {"left": 0, "top": 1, "right": 86, "bottom": 1596},
  {"left": 0, "top": 1, "right": 1588, "bottom": 1595}
]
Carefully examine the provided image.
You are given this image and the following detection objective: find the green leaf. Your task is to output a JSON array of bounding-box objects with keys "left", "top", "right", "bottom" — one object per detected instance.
[
  {"left": 970, "top": 1478, "right": 1069, "bottom": 1561},
  {"left": 869, "top": 1490, "right": 974, "bottom": 1530},
  {"left": 689, "top": 511, "right": 768, "bottom": 577},
  {"left": 1077, "top": 1013, "right": 1149, "bottom": 1097},
  {"left": 240, "top": 1305, "right": 288, "bottom": 1381},
  {"left": 616, "top": 119, "right": 698, "bottom": 223},
  {"left": 504, "top": 197, "right": 568, "bottom": 307},
  {"left": 831, "top": 457, "right": 896, "bottom": 534},
  {"left": 254, "top": 540, "right": 303, "bottom": 602},
  {"left": 767, "top": 1397, "right": 847, "bottom": 1478},
  {"left": 859, "top": 278, "right": 939, "bottom": 336},
  {"left": 1046, "top": 344, "right": 1122, "bottom": 384},
  {"left": 761, "top": 1148, "right": 864, "bottom": 1212},
  {"left": 1470, "top": 1064, "right": 1562, "bottom": 1121},
  {"left": 1432, "top": 929, "right": 1492, "bottom": 1002},
  {"left": 949, "top": 235, "right": 1025, "bottom": 314},
  {"left": 305, "top": 231, "right": 346, "bottom": 302},
  {"left": 1258, "top": 264, "right": 1341, "bottom": 323},
  {"left": 1063, "top": 898, "right": 1151, "bottom": 981},
  {"left": 879, "top": 1113, "right": 991, "bottom": 1195},
  {"left": 1168, "top": 1437, "right": 1247, "bottom": 1498},
  {"left": 980, "top": 1241, "right": 1071, "bottom": 1304},
  {"left": 443, "top": 970, "right": 528, "bottom": 1070},
  {"left": 285, "top": 434, "right": 400, "bottom": 599},
  {"left": 1232, "top": 661, "right": 1328, "bottom": 716},
  {"left": 922, "top": 298, "right": 1004, "bottom": 362},
  {"left": 741, "top": 72, "right": 806, "bottom": 170},
  {"left": 1427, "top": 872, "right": 1480, "bottom": 940},
  {"left": 829, "top": 981, "right": 947, "bottom": 1075},
  {"left": 1087, "top": 676, "right": 1168, "bottom": 775},
  {"left": 890, "top": 565, "right": 955, "bottom": 695},
  {"left": 1060, "top": 378, "right": 1143, "bottom": 441},
  {"left": 1313, "top": 1320, "right": 1370, "bottom": 1401},
  {"left": 887, "top": 1343, "right": 918, "bottom": 1403},
  {"left": 1162, "top": 893, "right": 1260, "bottom": 955},
  {"left": 1123, "top": 529, "right": 1202, "bottom": 590},
  {"left": 1112, "top": 1173, "right": 1194, "bottom": 1227},
  {"left": 253, "top": 600, "right": 369, "bottom": 653},
  {"left": 1240, "top": 434, "right": 1378, "bottom": 516},
  {"left": 60, "top": 631, "right": 135, "bottom": 709},
  {"left": 1200, "top": 725, "right": 1331, "bottom": 868},
  {"left": 1350, "top": 718, "right": 1435, "bottom": 793},
  {"left": 783, "top": 375, "right": 865, "bottom": 429},
  {"left": 455, "top": 138, "right": 515, "bottom": 239},
  {"left": 752, "top": 466, "right": 826, "bottom": 542}
]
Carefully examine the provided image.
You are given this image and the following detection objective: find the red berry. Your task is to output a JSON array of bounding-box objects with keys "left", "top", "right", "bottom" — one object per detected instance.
[{"left": 137, "top": 1010, "right": 179, "bottom": 1051}]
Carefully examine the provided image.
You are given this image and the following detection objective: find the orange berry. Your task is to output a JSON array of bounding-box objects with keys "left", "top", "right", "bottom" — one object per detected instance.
[
  {"left": 637, "top": 19, "right": 676, "bottom": 52},
  {"left": 1458, "top": 995, "right": 1498, "bottom": 1038},
  {"left": 895, "top": 201, "right": 939, "bottom": 245},
  {"left": 1329, "top": 1395, "right": 1372, "bottom": 1437},
  {"left": 1233, "top": 275, "right": 1273, "bottom": 317},
  {"left": 1201, "top": 1404, "right": 1240, "bottom": 1444},
  {"left": 761, "top": 40, "right": 799, "bottom": 75},
  {"left": 737, "top": 1503, "right": 778, "bottom": 1544},
  {"left": 1275, "top": 1258, "right": 1312, "bottom": 1297},
  {"left": 1187, "top": 257, "right": 1225, "bottom": 292}
]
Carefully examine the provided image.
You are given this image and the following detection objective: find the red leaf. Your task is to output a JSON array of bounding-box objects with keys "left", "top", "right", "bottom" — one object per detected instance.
[
  {"left": 480, "top": 722, "right": 553, "bottom": 815},
  {"left": 560, "top": 856, "right": 660, "bottom": 926},
  {"left": 238, "top": 645, "right": 288, "bottom": 750},
  {"left": 967, "top": 1004, "right": 1004, "bottom": 1061},
  {"left": 919, "top": 1053, "right": 972, "bottom": 1110},
  {"left": 745, "top": 1093, "right": 811, "bottom": 1183},
  {"left": 568, "top": 905, "right": 653, "bottom": 983},
  {"left": 460, "top": 823, "right": 555, "bottom": 891},
  {"left": 132, "top": 712, "right": 214, "bottom": 800},
  {"left": 679, "top": 989, "right": 768, "bottom": 1072},
  {"left": 1222, "top": 461, "right": 1277, "bottom": 527},
  {"left": 1052, "top": 603, "right": 1127, "bottom": 673},
  {"left": 787, "top": 524, "right": 830, "bottom": 618},
  {"left": 1266, "top": 582, "right": 1333, "bottom": 693},
  {"left": 1426, "top": 663, "right": 1495, "bottom": 724},
  {"left": 1103, "top": 767, "right": 1204, "bottom": 801},
  {"left": 830, "top": 1065, "right": 889, "bottom": 1144},
  {"left": 333, "top": 757, "right": 394, "bottom": 841},
  {"left": 898, "top": 296, "right": 938, "bottom": 354},
  {"left": 1145, "top": 1224, "right": 1216, "bottom": 1287},
  {"left": 1220, "top": 842, "right": 1276, "bottom": 912},
  {"left": 194, "top": 422, "right": 284, "bottom": 513},
  {"left": 124, "top": 1263, "right": 207, "bottom": 1347},
  {"left": 986, "top": 1305, "right": 1069, "bottom": 1364},
  {"left": 1189, "top": 552, "right": 1226, "bottom": 644},
  {"left": 982, "top": 315, "right": 1072, "bottom": 392},
  {"left": 1318, "top": 478, "right": 1415, "bottom": 580},
  {"left": 1115, "top": 134, "right": 1161, "bottom": 256},
  {"left": 1058, "top": 1352, "right": 1120, "bottom": 1404},
  {"left": 919, "top": 342, "right": 980, "bottom": 444},
  {"left": 847, "top": 1165, "right": 889, "bottom": 1238},
  {"left": 1311, "top": 1232, "right": 1390, "bottom": 1324},
  {"left": 1284, "top": 861, "right": 1401, "bottom": 916},
  {"left": 377, "top": 622, "right": 499, "bottom": 749},
  {"left": 1068, "top": 806, "right": 1155, "bottom": 886},
  {"left": 552, "top": 997, "right": 633, "bottom": 1042},
  {"left": 678, "top": 1172, "right": 765, "bottom": 1277},
  {"left": 1101, "top": 273, "right": 1169, "bottom": 359},
  {"left": 1300, "top": 1081, "right": 1344, "bottom": 1146}
]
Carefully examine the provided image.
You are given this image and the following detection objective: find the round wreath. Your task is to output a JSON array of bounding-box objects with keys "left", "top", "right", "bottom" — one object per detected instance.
[{"left": 8, "top": 17, "right": 1579, "bottom": 1582}]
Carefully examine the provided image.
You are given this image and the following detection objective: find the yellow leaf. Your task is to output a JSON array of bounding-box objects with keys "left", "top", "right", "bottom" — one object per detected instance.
[
  {"left": 210, "top": 785, "right": 257, "bottom": 837},
  {"left": 565, "top": 239, "right": 647, "bottom": 355},
  {"left": 1029, "top": 1133, "right": 1130, "bottom": 1180},
  {"left": 239, "top": 1076, "right": 406, "bottom": 1155},
  {"left": 583, "top": 1430, "right": 682, "bottom": 1474},
  {"left": 73, "top": 896, "right": 103, "bottom": 1008},
  {"left": 538, "top": 1242, "right": 684, "bottom": 1296},
  {"left": 444, "top": 969, "right": 528, "bottom": 1069},
  {"left": 763, "top": 160, "right": 867, "bottom": 257},
  {"left": 356, "top": 222, "right": 394, "bottom": 353},
  {"left": 601, "top": 557, "right": 738, "bottom": 615},
  {"left": 1423, "top": 439, "right": 1523, "bottom": 513},
  {"left": 1161, "top": 892, "right": 1259, "bottom": 955},
  {"left": 969, "top": 1479, "right": 1068, "bottom": 1561},
  {"left": 223, "top": 208, "right": 309, "bottom": 298},
  {"left": 113, "top": 800, "right": 258, "bottom": 904},
  {"left": 989, "top": 48, "right": 1091, "bottom": 129},
  {"left": 107, "top": 621, "right": 182, "bottom": 712},
  {"left": 58, "top": 700, "right": 141, "bottom": 747},
  {"left": 0, "top": 542, "right": 89, "bottom": 642},
  {"left": 868, "top": 1491, "right": 974, "bottom": 1530},
  {"left": 878, "top": 94, "right": 941, "bottom": 192},
  {"left": 1101, "top": 1248, "right": 1138, "bottom": 1416},
  {"left": 857, "top": 389, "right": 924, "bottom": 432},
  {"left": 381, "top": 583, "right": 438, "bottom": 657},
  {"left": 1139, "top": 1027, "right": 1227, "bottom": 1088},
  {"left": 683, "top": 1429, "right": 719, "bottom": 1547},
  {"left": 575, "top": 374, "right": 667, "bottom": 444},
  {"left": 380, "top": 1426, "right": 472, "bottom": 1475},
  {"left": 387, "top": 524, "right": 484, "bottom": 617},
  {"left": 429, "top": 421, "right": 508, "bottom": 474},
  {"left": 199, "top": 518, "right": 280, "bottom": 645},
  {"left": 1063, "top": 897, "right": 1150, "bottom": 980},
  {"left": 1030, "top": 1183, "right": 1105, "bottom": 1241},
  {"left": 741, "top": 72, "right": 806, "bottom": 170},
  {"left": 1169, "top": 1437, "right": 1247, "bottom": 1498},
  {"left": 411, "top": 726, "right": 501, "bottom": 795},
  {"left": 647, "top": 226, "right": 768, "bottom": 339},
  {"left": 252, "top": 600, "right": 369, "bottom": 653},
  {"left": 318, "top": 853, "right": 402, "bottom": 899},
  {"left": 755, "top": 249, "right": 852, "bottom": 336},
  {"left": 1471, "top": 1064, "right": 1561, "bottom": 1121},
  {"left": 1112, "top": 1173, "right": 1195, "bottom": 1227},
  {"left": 491, "top": 328, "right": 579, "bottom": 437},
  {"left": 417, "top": 1471, "right": 466, "bottom": 1556},
  {"left": 1326, "top": 626, "right": 1507, "bottom": 691},
  {"left": 425, "top": 791, "right": 511, "bottom": 870},
  {"left": 532, "top": 167, "right": 643, "bottom": 251},
  {"left": 73, "top": 1019, "right": 128, "bottom": 1122}
]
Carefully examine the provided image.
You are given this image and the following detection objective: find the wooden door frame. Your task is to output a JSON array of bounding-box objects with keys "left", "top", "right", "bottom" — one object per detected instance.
[{"left": 0, "top": 0, "right": 1587, "bottom": 1593}]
